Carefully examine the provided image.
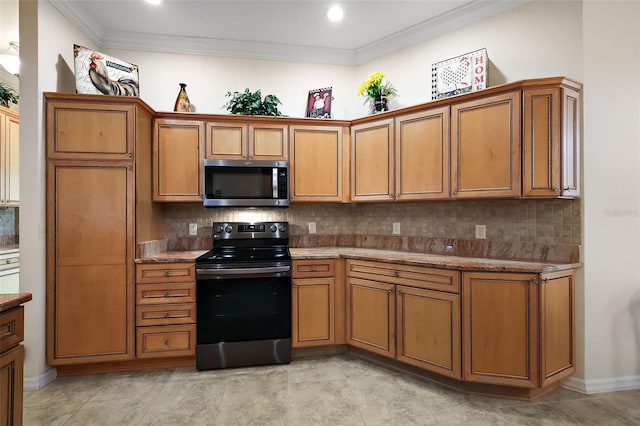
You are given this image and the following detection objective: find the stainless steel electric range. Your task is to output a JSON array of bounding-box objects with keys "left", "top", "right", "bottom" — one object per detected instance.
[{"left": 195, "top": 222, "right": 292, "bottom": 370}]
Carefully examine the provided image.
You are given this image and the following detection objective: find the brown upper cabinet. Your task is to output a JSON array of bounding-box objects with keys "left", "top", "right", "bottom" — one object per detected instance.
[
  {"left": 451, "top": 90, "right": 521, "bottom": 199},
  {"left": 522, "top": 84, "right": 581, "bottom": 198},
  {"left": 0, "top": 106, "right": 19, "bottom": 206},
  {"left": 47, "top": 98, "right": 135, "bottom": 160},
  {"left": 206, "top": 121, "right": 288, "bottom": 160},
  {"left": 289, "top": 125, "right": 349, "bottom": 202},
  {"left": 153, "top": 118, "right": 204, "bottom": 202},
  {"left": 350, "top": 118, "right": 395, "bottom": 201}
]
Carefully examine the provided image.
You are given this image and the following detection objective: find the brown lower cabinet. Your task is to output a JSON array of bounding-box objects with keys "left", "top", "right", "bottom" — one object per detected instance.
[
  {"left": 135, "top": 263, "right": 196, "bottom": 358},
  {"left": 0, "top": 306, "right": 26, "bottom": 426}
]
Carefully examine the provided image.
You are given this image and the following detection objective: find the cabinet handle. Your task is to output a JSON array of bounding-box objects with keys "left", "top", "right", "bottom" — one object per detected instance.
[
  {"left": 163, "top": 271, "right": 169, "bottom": 277},
  {"left": 127, "top": 151, "right": 133, "bottom": 158},
  {"left": 126, "top": 163, "right": 132, "bottom": 170},
  {"left": 552, "top": 186, "right": 560, "bottom": 193},
  {"left": 532, "top": 277, "right": 539, "bottom": 284},
  {"left": 163, "top": 311, "right": 169, "bottom": 318},
  {"left": 452, "top": 190, "right": 457, "bottom": 195},
  {"left": 164, "top": 339, "right": 170, "bottom": 346},
  {"left": 393, "top": 271, "right": 399, "bottom": 277},
  {"left": 387, "top": 289, "right": 393, "bottom": 294},
  {"left": 388, "top": 194, "right": 394, "bottom": 199},
  {"left": 563, "top": 186, "right": 572, "bottom": 191},
  {"left": 292, "top": 284, "right": 297, "bottom": 288},
  {"left": 311, "top": 265, "right": 316, "bottom": 271},
  {"left": 163, "top": 291, "right": 170, "bottom": 297}
]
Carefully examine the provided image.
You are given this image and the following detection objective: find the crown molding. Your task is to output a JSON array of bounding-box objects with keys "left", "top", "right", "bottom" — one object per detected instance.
[{"left": 49, "top": 0, "right": 530, "bottom": 66}]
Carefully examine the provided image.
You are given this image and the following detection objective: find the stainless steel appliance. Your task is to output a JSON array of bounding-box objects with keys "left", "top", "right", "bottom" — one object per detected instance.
[
  {"left": 195, "top": 221, "right": 292, "bottom": 370},
  {"left": 202, "top": 159, "right": 289, "bottom": 207}
]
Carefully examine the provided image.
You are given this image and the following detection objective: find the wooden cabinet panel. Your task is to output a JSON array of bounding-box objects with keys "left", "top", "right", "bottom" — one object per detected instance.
[
  {"left": 249, "top": 123, "right": 288, "bottom": 160},
  {"left": 540, "top": 270, "right": 575, "bottom": 386},
  {"left": 395, "top": 107, "right": 450, "bottom": 200},
  {"left": 46, "top": 101, "right": 134, "bottom": 159},
  {"left": 0, "top": 307, "right": 23, "bottom": 351},
  {"left": 463, "top": 272, "right": 538, "bottom": 387},
  {"left": 346, "top": 259, "right": 460, "bottom": 293},
  {"left": 292, "top": 278, "right": 335, "bottom": 347},
  {"left": 289, "top": 125, "right": 346, "bottom": 202},
  {"left": 351, "top": 119, "right": 394, "bottom": 201},
  {"left": 47, "top": 160, "right": 134, "bottom": 364},
  {"left": 206, "top": 122, "right": 247, "bottom": 159},
  {"left": 396, "top": 286, "right": 461, "bottom": 379},
  {"left": 136, "top": 325, "right": 195, "bottom": 358},
  {"left": 153, "top": 119, "right": 204, "bottom": 201},
  {"left": 136, "top": 303, "right": 196, "bottom": 326},
  {"left": 136, "top": 283, "right": 196, "bottom": 305},
  {"left": 136, "top": 263, "right": 196, "bottom": 283},
  {"left": 451, "top": 91, "right": 521, "bottom": 198},
  {"left": 561, "top": 88, "right": 580, "bottom": 198},
  {"left": 1, "top": 109, "right": 19, "bottom": 206},
  {"left": 292, "top": 259, "right": 335, "bottom": 278},
  {"left": 347, "top": 277, "right": 395, "bottom": 357},
  {"left": 0, "top": 345, "right": 23, "bottom": 426}
]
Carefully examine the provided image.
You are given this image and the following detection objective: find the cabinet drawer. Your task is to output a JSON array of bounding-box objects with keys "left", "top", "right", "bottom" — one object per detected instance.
[
  {"left": 136, "top": 283, "right": 196, "bottom": 305},
  {"left": 136, "top": 303, "right": 196, "bottom": 326},
  {"left": 346, "top": 259, "right": 460, "bottom": 293},
  {"left": 292, "top": 259, "right": 335, "bottom": 278},
  {"left": 136, "top": 263, "right": 195, "bottom": 283},
  {"left": 0, "top": 306, "right": 24, "bottom": 352},
  {"left": 136, "top": 325, "right": 195, "bottom": 358}
]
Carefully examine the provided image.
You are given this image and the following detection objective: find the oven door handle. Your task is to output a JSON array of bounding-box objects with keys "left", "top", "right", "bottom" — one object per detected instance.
[{"left": 196, "top": 266, "right": 291, "bottom": 278}]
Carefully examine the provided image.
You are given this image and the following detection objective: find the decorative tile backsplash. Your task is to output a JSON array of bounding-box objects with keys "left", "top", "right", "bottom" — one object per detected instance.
[{"left": 162, "top": 199, "right": 581, "bottom": 250}]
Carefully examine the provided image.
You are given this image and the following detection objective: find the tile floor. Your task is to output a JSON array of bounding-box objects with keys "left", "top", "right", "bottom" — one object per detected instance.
[{"left": 23, "top": 354, "right": 639, "bottom": 425}]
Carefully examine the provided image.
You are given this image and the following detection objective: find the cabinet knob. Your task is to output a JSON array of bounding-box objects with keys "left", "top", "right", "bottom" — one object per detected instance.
[
  {"left": 163, "top": 311, "right": 169, "bottom": 318},
  {"left": 127, "top": 151, "right": 133, "bottom": 158},
  {"left": 163, "top": 271, "right": 169, "bottom": 277},
  {"left": 311, "top": 265, "right": 316, "bottom": 271},
  {"left": 164, "top": 339, "right": 170, "bottom": 346},
  {"left": 163, "top": 291, "right": 170, "bottom": 297},
  {"left": 552, "top": 186, "right": 560, "bottom": 193},
  {"left": 452, "top": 190, "right": 457, "bottom": 195},
  {"left": 393, "top": 271, "right": 399, "bottom": 278}
]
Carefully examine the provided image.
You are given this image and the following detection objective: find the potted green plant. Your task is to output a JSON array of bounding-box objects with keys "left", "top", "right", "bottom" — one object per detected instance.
[
  {"left": 0, "top": 82, "right": 18, "bottom": 107},
  {"left": 223, "top": 88, "right": 284, "bottom": 116}
]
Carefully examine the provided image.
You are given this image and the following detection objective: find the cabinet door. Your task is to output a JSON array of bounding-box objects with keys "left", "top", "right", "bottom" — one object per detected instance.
[
  {"left": 0, "top": 345, "right": 24, "bottom": 426},
  {"left": 451, "top": 91, "right": 521, "bottom": 198},
  {"left": 292, "top": 278, "right": 335, "bottom": 347},
  {"left": 396, "top": 286, "right": 461, "bottom": 379},
  {"left": 153, "top": 119, "right": 204, "bottom": 201},
  {"left": 539, "top": 270, "right": 575, "bottom": 386},
  {"left": 347, "top": 277, "right": 395, "bottom": 358},
  {"left": 46, "top": 100, "right": 135, "bottom": 160},
  {"left": 47, "top": 160, "right": 134, "bottom": 365},
  {"left": 561, "top": 87, "right": 580, "bottom": 198},
  {"left": 205, "top": 121, "right": 247, "bottom": 159},
  {"left": 395, "top": 107, "right": 450, "bottom": 200},
  {"left": 289, "top": 125, "right": 346, "bottom": 202},
  {"left": 462, "top": 272, "right": 538, "bottom": 387},
  {"left": 249, "top": 123, "right": 288, "bottom": 160},
  {"left": 351, "top": 119, "right": 394, "bottom": 201},
  {"left": 3, "top": 111, "right": 19, "bottom": 206}
]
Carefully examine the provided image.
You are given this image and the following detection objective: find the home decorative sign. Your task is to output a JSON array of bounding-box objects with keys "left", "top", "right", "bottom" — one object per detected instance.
[
  {"left": 431, "top": 48, "right": 487, "bottom": 100},
  {"left": 73, "top": 44, "right": 140, "bottom": 97},
  {"left": 306, "top": 87, "right": 332, "bottom": 118}
]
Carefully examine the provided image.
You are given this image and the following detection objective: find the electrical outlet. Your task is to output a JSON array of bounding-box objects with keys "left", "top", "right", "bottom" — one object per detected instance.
[
  {"left": 393, "top": 222, "right": 401, "bottom": 235},
  {"left": 308, "top": 222, "right": 317, "bottom": 234},
  {"left": 188, "top": 223, "right": 198, "bottom": 236},
  {"left": 475, "top": 224, "right": 486, "bottom": 239}
]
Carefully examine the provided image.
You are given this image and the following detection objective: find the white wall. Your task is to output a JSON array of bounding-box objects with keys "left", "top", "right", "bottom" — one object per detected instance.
[
  {"left": 19, "top": 0, "right": 95, "bottom": 387},
  {"left": 581, "top": 0, "right": 640, "bottom": 392},
  {"left": 21, "top": 0, "right": 639, "bottom": 392}
]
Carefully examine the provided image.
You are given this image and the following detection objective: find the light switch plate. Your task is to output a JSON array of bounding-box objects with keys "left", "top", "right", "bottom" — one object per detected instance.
[
  {"left": 393, "top": 222, "right": 401, "bottom": 235},
  {"left": 308, "top": 222, "right": 317, "bottom": 234},
  {"left": 189, "top": 223, "right": 198, "bottom": 236},
  {"left": 475, "top": 224, "right": 486, "bottom": 239}
]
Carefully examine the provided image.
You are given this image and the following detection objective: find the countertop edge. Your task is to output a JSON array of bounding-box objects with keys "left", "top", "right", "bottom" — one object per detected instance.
[{"left": 0, "top": 293, "right": 33, "bottom": 313}]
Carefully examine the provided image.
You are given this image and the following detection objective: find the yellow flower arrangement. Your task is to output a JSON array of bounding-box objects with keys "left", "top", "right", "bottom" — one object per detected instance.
[{"left": 357, "top": 71, "right": 398, "bottom": 111}]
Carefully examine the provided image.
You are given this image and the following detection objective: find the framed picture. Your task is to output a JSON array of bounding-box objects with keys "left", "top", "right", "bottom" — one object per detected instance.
[
  {"left": 306, "top": 87, "right": 332, "bottom": 118},
  {"left": 431, "top": 48, "right": 487, "bottom": 100},
  {"left": 73, "top": 44, "right": 139, "bottom": 96}
]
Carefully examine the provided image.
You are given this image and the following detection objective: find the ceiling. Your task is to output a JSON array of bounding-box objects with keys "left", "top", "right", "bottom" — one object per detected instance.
[{"left": 49, "top": 0, "right": 529, "bottom": 65}]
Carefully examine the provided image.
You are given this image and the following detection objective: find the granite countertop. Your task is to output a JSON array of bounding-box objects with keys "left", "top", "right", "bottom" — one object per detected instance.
[
  {"left": 136, "top": 247, "right": 580, "bottom": 273},
  {"left": 0, "top": 293, "right": 32, "bottom": 313}
]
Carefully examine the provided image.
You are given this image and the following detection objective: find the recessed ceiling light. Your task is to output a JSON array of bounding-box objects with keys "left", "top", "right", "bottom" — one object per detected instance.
[
  {"left": 327, "top": 5, "right": 344, "bottom": 22},
  {"left": 145, "top": 0, "right": 162, "bottom": 5}
]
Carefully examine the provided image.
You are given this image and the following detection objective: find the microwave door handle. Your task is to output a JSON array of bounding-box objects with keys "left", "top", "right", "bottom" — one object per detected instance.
[{"left": 272, "top": 167, "right": 278, "bottom": 198}]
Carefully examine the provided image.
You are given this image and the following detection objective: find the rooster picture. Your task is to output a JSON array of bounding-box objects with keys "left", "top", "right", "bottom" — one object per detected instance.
[
  {"left": 432, "top": 49, "right": 487, "bottom": 100},
  {"left": 74, "top": 44, "right": 139, "bottom": 97},
  {"left": 440, "top": 56, "right": 471, "bottom": 90}
]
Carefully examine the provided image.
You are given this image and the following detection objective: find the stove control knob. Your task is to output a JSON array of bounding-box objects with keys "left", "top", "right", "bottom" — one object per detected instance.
[
  {"left": 269, "top": 224, "right": 277, "bottom": 233},
  {"left": 215, "top": 225, "right": 224, "bottom": 233},
  {"left": 224, "top": 225, "right": 233, "bottom": 233},
  {"left": 278, "top": 224, "right": 286, "bottom": 232}
]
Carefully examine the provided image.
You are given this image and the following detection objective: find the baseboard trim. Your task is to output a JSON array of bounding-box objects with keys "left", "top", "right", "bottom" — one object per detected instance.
[
  {"left": 562, "top": 375, "right": 640, "bottom": 394},
  {"left": 24, "top": 367, "right": 57, "bottom": 390}
]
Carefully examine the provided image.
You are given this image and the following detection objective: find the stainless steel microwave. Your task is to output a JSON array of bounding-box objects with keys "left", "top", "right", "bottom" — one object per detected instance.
[{"left": 203, "top": 159, "right": 289, "bottom": 207}]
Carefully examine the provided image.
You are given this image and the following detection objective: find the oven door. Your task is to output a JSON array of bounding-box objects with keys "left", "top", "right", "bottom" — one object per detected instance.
[{"left": 195, "top": 265, "right": 292, "bottom": 369}]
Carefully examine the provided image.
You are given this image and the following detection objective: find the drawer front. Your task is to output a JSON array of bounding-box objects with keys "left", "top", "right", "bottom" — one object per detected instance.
[
  {"left": 0, "top": 306, "right": 24, "bottom": 352},
  {"left": 136, "top": 283, "right": 196, "bottom": 305},
  {"left": 136, "top": 303, "right": 196, "bottom": 327},
  {"left": 136, "top": 325, "right": 195, "bottom": 358},
  {"left": 346, "top": 259, "right": 460, "bottom": 293},
  {"left": 136, "top": 263, "right": 195, "bottom": 283},
  {"left": 292, "top": 259, "right": 335, "bottom": 278}
]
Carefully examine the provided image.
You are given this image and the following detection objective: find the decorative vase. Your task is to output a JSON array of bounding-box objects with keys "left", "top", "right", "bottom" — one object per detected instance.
[
  {"left": 174, "top": 83, "right": 191, "bottom": 112},
  {"left": 373, "top": 95, "right": 388, "bottom": 113}
]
